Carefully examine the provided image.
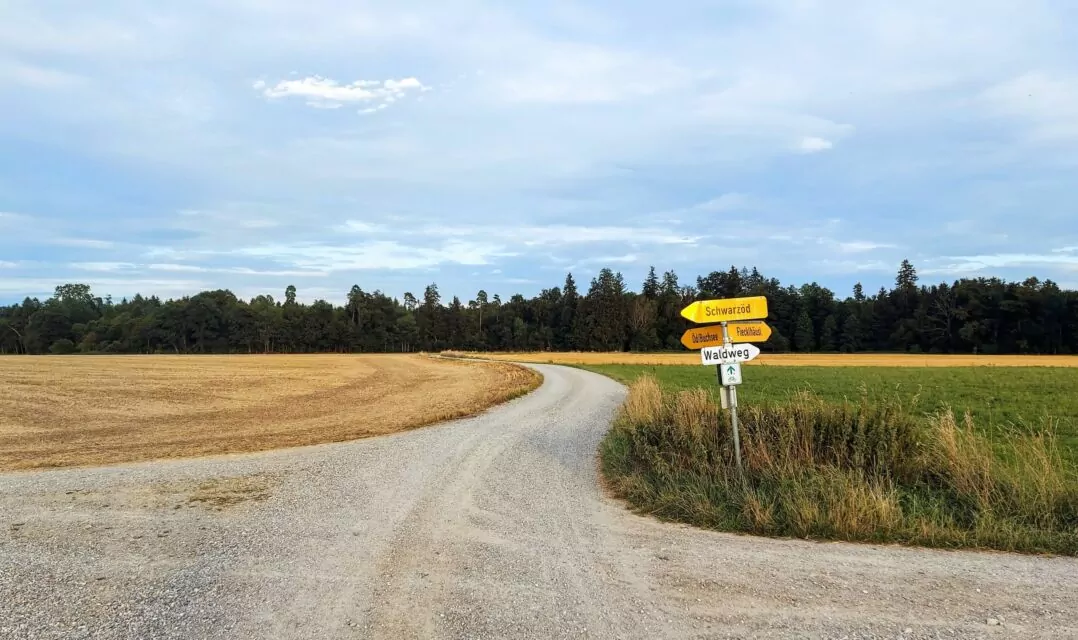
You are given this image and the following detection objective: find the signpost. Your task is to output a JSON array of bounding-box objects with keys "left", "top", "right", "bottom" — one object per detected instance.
[
  {"left": 680, "top": 295, "right": 771, "bottom": 474},
  {"left": 681, "top": 321, "right": 772, "bottom": 348},
  {"left": 680, "top": 295, "right": 768, "bottom": 324},
  {"left": 700, "top": 343, "right": 760, "bottom": 364},
  {"left": 727, "top": 321, "right": 772, "bottom": 343},
  {"left": 680, "top": 326, "right": 725, "bottom": 350}
]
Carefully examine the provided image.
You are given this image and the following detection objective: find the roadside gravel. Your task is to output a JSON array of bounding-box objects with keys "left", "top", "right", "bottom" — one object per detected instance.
[{"left": 2, "top": 364, "right": 1077, "bottom": 639}]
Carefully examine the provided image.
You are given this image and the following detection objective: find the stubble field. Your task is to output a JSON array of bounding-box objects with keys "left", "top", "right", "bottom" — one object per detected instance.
[{"left": 0, "top": 354, "right": 540, "bottom": 472}]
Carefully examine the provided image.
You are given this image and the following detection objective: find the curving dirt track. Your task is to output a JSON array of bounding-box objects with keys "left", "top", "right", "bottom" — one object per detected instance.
[{"left": 2, "top": 364, "right": 1077, "bottom": 639}]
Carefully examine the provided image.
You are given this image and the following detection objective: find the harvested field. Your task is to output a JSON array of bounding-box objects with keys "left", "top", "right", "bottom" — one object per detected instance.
[
  {"left": 450, "top": 351, "right": 1078, "bottom": 367},
  {"left": 0, "top": 354, "right": 540, "bottom": 472}
]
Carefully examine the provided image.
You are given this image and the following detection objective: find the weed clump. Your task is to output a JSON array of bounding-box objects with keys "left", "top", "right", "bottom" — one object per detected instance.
[{"left": 600, "top": 375, "right": 1078, "bottom": 554}]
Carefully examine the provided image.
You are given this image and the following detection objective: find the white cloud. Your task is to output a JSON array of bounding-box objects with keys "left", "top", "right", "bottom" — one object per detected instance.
[
  {"left": 816, "top": 259, "right": 893, "bottom": 273},
  {"left": 64, "top": 261, "right": 327, "bottom": 278},
  {"left": 337, "top": 220, "right": 389, "bottom": 233},
  {"left": 51, "top": 238, "right": 115, "bottom": 249},
  {"left": 693, "top": 193, "right": 753, "bottom": 212},
  {"left": 0, "top": 261, "right": 18, "bottom": 268},
  {"left": 70, "top": 262, "right": 137, "bottom": 272},
  {"left": 423, "top": 224, "right": 700, "bottom": 247},
  {"left": 923, "top": 252, "right": 1078, "bottom": 275},
  {"left": 146, "top": 263, "right": 326, "bottom": 277},
  {"left": 148, "top": 263, "right": 205, "bottom": 273},
  {"left": 0, "top": 277, "right": 209, "bottom": 298},
  {"left": 237, "top": 219, "right": 280, "bottom": 229},
  {"left": 259, "top": 75, "right": 427, "bottom": 112},
  {"left": 579, "top": 254, "right": 639, "bottom": 265},
  {"left": 384, "top": 78, "right": 424, "bottom": 92},
  {"left": 226, "top": 266, "right": 327, "bottom": 277},
  {"left": 233, "top": 239, "right": 511, "bottom": 271},
  {"left": 176, "top": 207, "right": 283, "bottom": 231},
  {"left": 798, "top": 136, "right": 834, "bottom": 153},
  {"left": 693, "top": 74, "right": 856, "bottom": 152},
  {"left": 1054, "top": 246, "right": 1078, "bottom": 253},
  {"left": 496, "top": 42, "right": 696, "bottom": 104},
  {"left": 836, "top": 241, "right": 896, "bottom": 253}
]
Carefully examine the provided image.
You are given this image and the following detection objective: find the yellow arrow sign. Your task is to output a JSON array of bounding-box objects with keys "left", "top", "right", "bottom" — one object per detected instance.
[
  {"left": 680, "top": 295, "right": 769, "bottom": 324},
  {"left": 728, "top": 321, "right": 772, "bottom": 343},
  {"left": 680, "top": 325, "right": 725, "bottom": 349},
  {"left": 681, "top": 321, "right": 773, "bottom": 349}
]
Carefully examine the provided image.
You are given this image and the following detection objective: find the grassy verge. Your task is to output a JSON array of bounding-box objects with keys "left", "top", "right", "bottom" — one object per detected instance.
[
  {"left": 601, "top": 375, "right": 1078, "bottom": 555},
  {"left": 582, "top": 364, "right": 1078, "bottom": 462}
]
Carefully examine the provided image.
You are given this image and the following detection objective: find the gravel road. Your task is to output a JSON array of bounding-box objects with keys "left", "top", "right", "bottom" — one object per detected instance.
[{"left": 3, "top": 364, "right": 1077, "bottom": 639}]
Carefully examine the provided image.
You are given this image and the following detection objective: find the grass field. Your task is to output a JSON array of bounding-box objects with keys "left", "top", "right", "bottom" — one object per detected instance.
[
  {"left": 580, "top": 364, "right": 1078, "bottom": 453},
  {"left": 0, "top": 354, "right": 540, "bottom": 472},
  {"left": 457, "top": 351, "right": 1078, "bottom": 367},
  {"left": 443, "top": 350, "right": 1078, "bottom": 456},
  {"left": 574, "top": 352, "right": 1078, "bottom": 554},
  {"left": 601, "top": 377, "right": 1078, "bottom": 555}
]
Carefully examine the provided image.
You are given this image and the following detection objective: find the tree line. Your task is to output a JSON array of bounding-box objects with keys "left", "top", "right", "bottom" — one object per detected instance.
[{"left": 1, "top": 260, "right": 1076, "bottom": 355}]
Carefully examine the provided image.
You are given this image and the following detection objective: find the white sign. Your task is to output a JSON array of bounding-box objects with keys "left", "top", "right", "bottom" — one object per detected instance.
[
  {"left": 700, "top": 343, "right": 761, "bottom": 365},
  {"left": 720, "top": 362, "right": 743, "bottom": 386}
]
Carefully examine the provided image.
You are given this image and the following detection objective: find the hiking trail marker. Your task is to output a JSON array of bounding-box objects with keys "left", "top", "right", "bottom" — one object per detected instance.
[
  {"left": 680, "top": 295, "right": 772, "bottom": 474},
  {"left": 720, "top": 362, "right": 743, "bottom": 386}
]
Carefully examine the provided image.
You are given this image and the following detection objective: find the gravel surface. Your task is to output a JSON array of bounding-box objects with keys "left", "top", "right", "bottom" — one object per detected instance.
[{"left": 2, "top": 364, "right": 1078, "bottom": 639}]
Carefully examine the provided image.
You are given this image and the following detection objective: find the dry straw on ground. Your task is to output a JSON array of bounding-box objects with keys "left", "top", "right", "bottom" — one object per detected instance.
[
  {"left": 0, "top": 354, "right": 540, "bottom": 472},
  {"left": 452, "top": 351, "right": 1078, "bottom": 367}
]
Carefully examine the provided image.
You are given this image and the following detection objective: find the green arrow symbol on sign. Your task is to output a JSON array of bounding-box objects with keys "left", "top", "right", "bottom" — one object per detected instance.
[{"left": 727, "top": 365, "right": 736, "bottom": 375}]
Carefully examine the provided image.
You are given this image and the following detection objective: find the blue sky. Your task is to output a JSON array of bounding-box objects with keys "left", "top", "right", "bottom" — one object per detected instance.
[{"left": 2, "top": 0, "right": 1077, "bottom": 304}]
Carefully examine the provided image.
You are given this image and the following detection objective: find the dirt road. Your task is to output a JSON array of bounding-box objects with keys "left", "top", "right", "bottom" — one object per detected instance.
[{"left": 2, "top": 365, "right": 1077, "bottom": 639}]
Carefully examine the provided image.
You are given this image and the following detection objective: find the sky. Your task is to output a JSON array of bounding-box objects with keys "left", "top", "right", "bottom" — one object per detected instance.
[{"left": 2, "top": 0, "right": 1077, "bottom": 305}]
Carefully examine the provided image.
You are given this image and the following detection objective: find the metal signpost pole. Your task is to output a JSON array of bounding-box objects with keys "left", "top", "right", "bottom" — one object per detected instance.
[
  {"left": 720, "top": 321, "right": 743, "bottom": 474},
  {"left": 682, "top": 295, "right": 767, "bottom": 477}
]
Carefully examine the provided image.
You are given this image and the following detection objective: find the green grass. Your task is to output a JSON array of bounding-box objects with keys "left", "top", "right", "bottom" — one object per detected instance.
[
  {"left": 600, "top": 375, "right": 1078, "bottom": 555},
  {"left": 582, "top": 364, "right": 1078, "bottom": 462}
]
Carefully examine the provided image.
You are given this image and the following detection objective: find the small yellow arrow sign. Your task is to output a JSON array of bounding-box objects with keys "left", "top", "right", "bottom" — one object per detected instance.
[
  {"left": 680, "top": 326, "right": 725, "bottom": 349},
  {"left": 728, "top": 320, "right": 772, "bottom": 343},
  {"left": 680, "top": 295, "right": 768, "bottom": 324},
  {"left": 681, "top": 321, "right": 773, "bottom": 349}
]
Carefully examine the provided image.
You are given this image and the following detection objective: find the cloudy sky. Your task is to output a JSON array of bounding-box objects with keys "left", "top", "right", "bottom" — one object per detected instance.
[{"left": 2, "top": 1, "right": 1077, "bottom": 304}]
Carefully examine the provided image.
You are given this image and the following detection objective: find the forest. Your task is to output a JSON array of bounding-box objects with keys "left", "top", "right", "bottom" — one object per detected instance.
[{"left": 1, "top": 260, "right": 1076, "bottom": 355}]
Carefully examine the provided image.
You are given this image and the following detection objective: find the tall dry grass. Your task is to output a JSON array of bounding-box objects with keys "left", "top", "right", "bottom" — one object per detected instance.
[{"left": 601, "top": 375, "right": 1078, "bottom": 554}]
